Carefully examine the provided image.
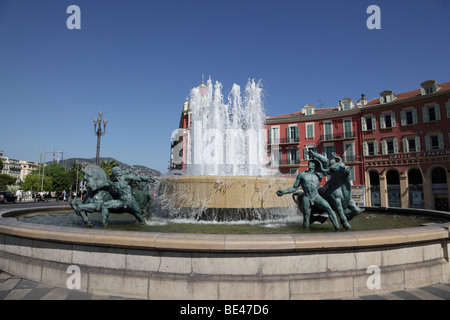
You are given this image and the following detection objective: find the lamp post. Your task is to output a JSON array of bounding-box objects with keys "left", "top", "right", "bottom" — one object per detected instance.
[{"left": 93, "top": 112, "right": 107, "bottom": 165}]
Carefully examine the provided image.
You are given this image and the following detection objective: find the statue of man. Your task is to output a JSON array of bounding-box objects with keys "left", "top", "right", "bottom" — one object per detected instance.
[{"left": 277, "top": 154, "right": 340, "bottom": 229}]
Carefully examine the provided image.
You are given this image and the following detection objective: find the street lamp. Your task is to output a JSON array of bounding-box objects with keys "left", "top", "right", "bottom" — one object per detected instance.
[{"left": 93, "top": 112, "right": 107, "bottom": 165}]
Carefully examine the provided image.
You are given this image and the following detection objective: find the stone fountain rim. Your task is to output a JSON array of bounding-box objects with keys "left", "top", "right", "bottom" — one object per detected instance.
[{"left": 1, "top": 205, "right": 449, "bottom": 253}]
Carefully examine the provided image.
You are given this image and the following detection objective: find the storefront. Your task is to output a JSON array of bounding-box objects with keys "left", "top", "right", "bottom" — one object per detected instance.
[{"left": 364, "top": 150, "right": 450, "bottom": 211}]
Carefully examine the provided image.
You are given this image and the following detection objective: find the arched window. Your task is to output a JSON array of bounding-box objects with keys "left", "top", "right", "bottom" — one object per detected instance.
[
  {"left": 408, "top": 168, "right": 423, "bottom": 208},
  {"left": 369, "top": 170, "right": 380, "bottom": 206},
  {"left": 386, "top": 170, "right": 401, "bottom": 207}
]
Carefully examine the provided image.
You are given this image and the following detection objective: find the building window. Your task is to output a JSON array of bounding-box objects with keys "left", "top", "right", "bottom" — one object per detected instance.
[
  {"left": 270, "top": 149, "right": 282, "bottom": 166},
  {"left": 420, "top": 80, "right": 441, "bottom": 95},
  {"left": 287, "top": 149, "right": 300, "bottom": 165},
  {"left": 400, "top": 108, "right": 418, "bottom": 126},
  {"left": 362, "top": 116, "right": 376, "bottom": 131},
  {"left": 425, "top": 134, "right": 444, "bottom": 151},
  {"left": 348, "top": 166, "right": 355, "bottom": 182},
  {"left": 323, "top": 122, "right": 333, "bottom": 140},
  {"left": 446, "top": 100, "right": 450, "bottom": 118},
  {"left": 322, "top": 145, "right": 336, "bottom": 160},
  {"left": 363, "top": 141, "right": 378, "bottom": 156},
  {"left": 268, "top": 126, "right": 280, "bottom": 144},
  {"left": 304, "top": 145, "right": 317, "bottom": 160},
  {"left": 422, "top": 104, "right": 441, "bottom": 122},
  {"left": 287, "top": 126, "right": 299, "bottom": 143},
  {"left": 380, "top": 112, "right": 396, "bottom": 129},
  {"left": 402, "top": 136, "right": 421, "bottom": 153},
  {"left": 305, "top": 123, "right": 314, "bottom": 139},
  {"left": 379, "top": 90, "right": 396, "bottom": 104},
  {"left": 381, "top": 139, "right": 398, "bottom": 155},
  {"left": 343, "top": 119, "right": 353, "bottom": 138},
  {"left": 343, "top": 142, "right": 355, "bottom": 162},
  {"left": 302, "top": 104, "right": 315, "bottom": 115}
]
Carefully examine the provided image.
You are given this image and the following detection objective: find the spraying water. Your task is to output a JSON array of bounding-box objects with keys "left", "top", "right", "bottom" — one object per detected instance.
[{"left": 186, "top": 77, "right": 272, "bottom": 176}]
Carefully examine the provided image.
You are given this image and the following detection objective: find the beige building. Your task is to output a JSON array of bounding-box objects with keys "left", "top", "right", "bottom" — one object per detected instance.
[{"left": 0, "top": 151, "right": 39, "bottom": 182}]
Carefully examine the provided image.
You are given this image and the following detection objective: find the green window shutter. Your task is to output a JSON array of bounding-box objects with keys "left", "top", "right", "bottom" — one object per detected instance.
[
  {"left": 391, "top": 112, "right": 396, "bottom": 127},
  {"left": 361, "top": 117, "right": 367, "bottom": 131},
  {"left": 415, "top": 136, "right": 421, "bottom": 152},
  {"left": 422, "top": 107, "right": 429, "bottom": 123},
  {"left": 435, "top": 104, "right": 441, "bottom": 121},
  {"left": 381, "top": 140, "right": 387, "bottom": 155},
  {"left": 412, "top": 108, "right": 418, "bottom": 124},
  {"left": 446, "top": 101, "right": 450, "bottom": 118},
  {"left": 425, "top": 135, "right": 431, "bottom": 151},
  {"left": 400, "top": 111, "right": 406, "bottom": 126},
  {"left": 402, "top": 138, "right": 409, "bottom": 153},
  {"left": 393, "top": 139, "right": 398, "bottom": 153},
  {"left": 380, "top": 115, "right": 386, "bottom": 129},
  {"left": 438, "top": 134, "right": 444, "bottom": 149}
]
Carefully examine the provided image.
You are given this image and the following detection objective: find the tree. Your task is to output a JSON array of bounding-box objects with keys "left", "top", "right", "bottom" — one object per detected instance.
[
  {"left": 68, "top": 161, "right": 85, "bottom": 193},
  {"left": 0, "top": 174, "right": 16, "bottom": 190},
  {"left": 43, "top": 163, "right": 72, "bottom": 191},
  {"left": 0, "top": 158, "right": 3, "bottom": 171},
  {"left": 23, "top": 173, "right": 52, "bottom": 192}
]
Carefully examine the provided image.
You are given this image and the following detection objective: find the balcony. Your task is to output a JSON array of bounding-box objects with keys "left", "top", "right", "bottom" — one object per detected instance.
[
  {"left": 268, "top": 137, "right": 299, "bottom": 145},
  {"left": 268, "top": 159, "right": 300, "bottom": 166},
  {"left": 320, "top": 131, "right": 356, "bottom": 141}
]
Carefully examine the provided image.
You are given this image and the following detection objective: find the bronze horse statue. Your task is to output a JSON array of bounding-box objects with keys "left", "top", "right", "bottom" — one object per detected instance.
[{"left": 70, "top": 165, "right": 155, "bottom": 226}]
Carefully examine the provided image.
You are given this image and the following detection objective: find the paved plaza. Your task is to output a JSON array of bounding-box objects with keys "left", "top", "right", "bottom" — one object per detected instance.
[{"left": 1, "top": 270, "right": 449, "bottom": 300}]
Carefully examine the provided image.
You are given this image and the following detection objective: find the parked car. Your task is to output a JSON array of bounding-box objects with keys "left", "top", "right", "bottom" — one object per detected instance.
[{"left": 0, "top": 191, "right": 17, "bottom": 203}]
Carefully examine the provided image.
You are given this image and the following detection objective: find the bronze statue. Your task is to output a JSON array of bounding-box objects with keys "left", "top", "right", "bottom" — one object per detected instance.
[
  {"left": 277, "top": 150, "right": 363, "bottom": 229},
  {"left": 70, "top": 164, "right": 155, "bottom": 226}
]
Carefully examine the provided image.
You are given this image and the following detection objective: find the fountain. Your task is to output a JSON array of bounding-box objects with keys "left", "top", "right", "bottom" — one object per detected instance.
[
  {"left": 0, "top": 78, "right": 449, "bottom": 299},
  {"left": 156, "top": 78, "right": 296, "bottom": 221}
]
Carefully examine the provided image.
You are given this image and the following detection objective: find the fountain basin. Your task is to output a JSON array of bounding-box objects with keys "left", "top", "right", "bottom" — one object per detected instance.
[
  {"left": 159, "top": 176, "right": 295, "bottom": 209},
  {"left": 0, "top": 205, "right": 449, "bottom": 299}
]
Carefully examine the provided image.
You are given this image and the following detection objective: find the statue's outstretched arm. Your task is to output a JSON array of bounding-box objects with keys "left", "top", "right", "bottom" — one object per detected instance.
[{"left": 277, "top": 173, "right": 302, "bottom": 196}]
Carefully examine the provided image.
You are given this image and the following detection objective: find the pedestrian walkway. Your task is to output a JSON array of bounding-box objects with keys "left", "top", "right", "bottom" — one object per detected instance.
[
  {"left": 1, "top": 270, "right": 449, "bottom": 300},
  {"left": 0, "top": 271, "right": 131, "bottom": 300}
]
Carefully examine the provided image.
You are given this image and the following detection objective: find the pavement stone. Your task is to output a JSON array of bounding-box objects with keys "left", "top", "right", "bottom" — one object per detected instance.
[{"left": 1, "top": 269, "right": 449, "bottom": 300}]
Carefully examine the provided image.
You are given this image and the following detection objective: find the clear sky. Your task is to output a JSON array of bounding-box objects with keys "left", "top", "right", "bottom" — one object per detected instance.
[{"left": 1, "top": 0, "right": 449, "bottom": 173}]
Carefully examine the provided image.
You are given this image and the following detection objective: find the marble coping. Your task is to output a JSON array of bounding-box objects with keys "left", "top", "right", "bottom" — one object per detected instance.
[{"left": 1, "top": 206, "right": 449, "bottom": 253}]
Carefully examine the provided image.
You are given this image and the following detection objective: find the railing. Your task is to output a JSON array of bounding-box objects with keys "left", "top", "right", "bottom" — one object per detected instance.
[
  {"left": 268, "top": 159, "right": 300, "bottom": 166},
  {"left": 268, "top": 137, "right": 299, "bottom": 145},
  {"left": 320, "top": 131, "right": 356, "bottom": 141}
]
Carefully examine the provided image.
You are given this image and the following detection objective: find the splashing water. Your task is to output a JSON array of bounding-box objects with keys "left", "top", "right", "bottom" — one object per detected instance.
[{"left": 186, "top": 78, "right": 273, "bottom": 176}]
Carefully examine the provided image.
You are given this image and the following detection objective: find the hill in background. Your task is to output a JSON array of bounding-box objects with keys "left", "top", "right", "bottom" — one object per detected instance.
[{"left": 59, "top": 157, "right": 162, "bottom": 177}]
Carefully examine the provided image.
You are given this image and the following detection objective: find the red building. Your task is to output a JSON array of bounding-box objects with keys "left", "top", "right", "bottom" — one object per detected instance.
[
  {"left": 361, "top": 80, "right": 450, "bottom": 210},
  {"left": 265, "top": 97, "right": 366, "bottom": 205},
  {"left": 265, "top": 79, "right": 450, "bottom": 210},
  {"left": 171, "top": 79, "right": 450, "bottom": 211}
]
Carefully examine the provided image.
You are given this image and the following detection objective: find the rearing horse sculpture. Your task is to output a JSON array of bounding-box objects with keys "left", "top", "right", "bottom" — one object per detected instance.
[{"left": 70, "top": 164, "right": 155, "bottom": 226}]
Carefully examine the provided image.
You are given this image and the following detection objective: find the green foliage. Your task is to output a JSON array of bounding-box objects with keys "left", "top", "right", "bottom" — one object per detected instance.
[
  {"left": 43, "top": 163, "right": 72, "bottom": 191},
  {"left": 6, "top": 185, "right": 21, "bottom": 194},
  {"left": 23, "top": 173, "right": 53, "bottom": 192},
  {"left": 100, "top": 160, "right": 119, "bottom": 179},
  {"left": 68, "top": 161, "right": 85, "bottom": 192},
  {"left": 0, "top": 174, "right": 16, "bottom": 190}
]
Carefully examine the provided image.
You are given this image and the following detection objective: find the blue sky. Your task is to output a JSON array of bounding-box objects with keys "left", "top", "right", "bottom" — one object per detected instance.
[{"left": 1, "top": 0, "right": 449, "bottom": 173}]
